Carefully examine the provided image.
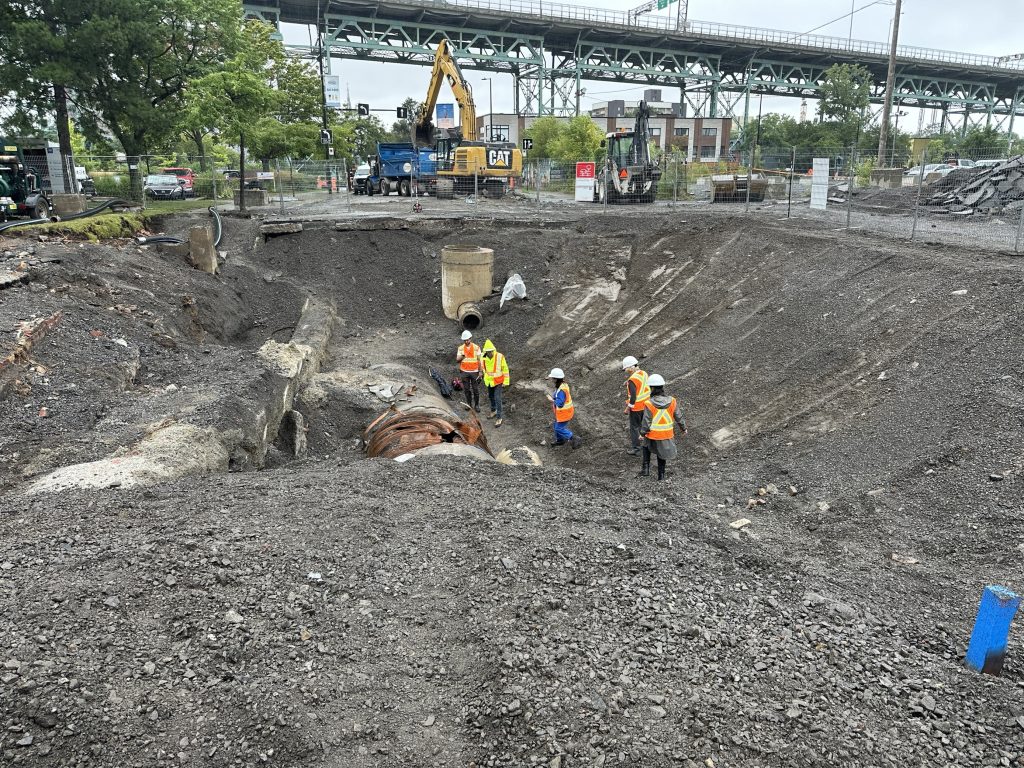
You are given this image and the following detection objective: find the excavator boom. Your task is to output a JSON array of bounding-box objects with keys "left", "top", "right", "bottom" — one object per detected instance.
[{"left": 413, "top": 39, "right": 477, "bottom": 146}]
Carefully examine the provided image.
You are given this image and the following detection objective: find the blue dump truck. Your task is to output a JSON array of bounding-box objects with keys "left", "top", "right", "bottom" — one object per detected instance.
[{"left": 367, "top": 142, "right": 437, "bottom": 197}]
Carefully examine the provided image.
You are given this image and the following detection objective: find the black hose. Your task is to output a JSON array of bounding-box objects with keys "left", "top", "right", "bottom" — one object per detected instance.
[
  {"left": 0, "top": 197, "right": 139, "bottom": 234},
  {"left": 60, "top": 198, "right": 138, "bottom": 221},
  {"left": 137, "top": 207, "right": 223, "bottom": 247},
  {"left": 0, "top": 217, "right": 48, "bottom": 233}
]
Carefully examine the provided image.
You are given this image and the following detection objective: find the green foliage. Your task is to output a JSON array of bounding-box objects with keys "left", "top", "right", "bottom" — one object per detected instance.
[
  {"left": 854, "top": 157, "right": 875, "bottom": 187},
  {"left": 818, "top": 64, "right": 871, "bottom": 122},
  {"left": 552, "top": 115, "right": 604, "bottom": 162},
  {"left": 247, "top": 120, "right": 320, "bottom": 162},
  {"left": 330, "top": 116, "right": 387, "bottom": 167},
  {"left": 523, "top": 116, "right": 565, "bottom": 160}
]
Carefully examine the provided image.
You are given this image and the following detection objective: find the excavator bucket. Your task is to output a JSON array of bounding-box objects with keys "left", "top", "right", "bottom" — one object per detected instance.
[{"left": 414, "top": 121, "right": 436, "bottom": 147}]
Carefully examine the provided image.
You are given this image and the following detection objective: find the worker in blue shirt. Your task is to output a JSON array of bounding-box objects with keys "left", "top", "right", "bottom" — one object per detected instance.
[{"left": 546, "top": 367, "right": 582, "bottom": 449}]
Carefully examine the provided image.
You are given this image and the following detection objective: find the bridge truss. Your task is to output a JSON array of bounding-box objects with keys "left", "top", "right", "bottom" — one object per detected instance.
[{"left": 244, "top": 0, "right": 1024, "bottom": 137}]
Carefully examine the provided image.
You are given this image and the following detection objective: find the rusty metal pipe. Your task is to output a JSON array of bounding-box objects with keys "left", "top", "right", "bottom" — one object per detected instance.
[{"left": 457, "top": 302, "right": 483, "bottom": 331}]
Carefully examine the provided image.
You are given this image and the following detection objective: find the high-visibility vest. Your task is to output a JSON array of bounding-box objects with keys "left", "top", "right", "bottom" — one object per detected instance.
[
  {"left": 459, "top": 342, "right": 481, "bottom": 372},
  {"left": 482, "top": 352, "right": 507, "bottom": 386},
  {"left": 553, "top": 383, "right": 574, "bottom": 422},
  {"left": 626, "top": 370, "right": 651, "bottom": 412},
  {"left": 645, "top": 397, "right": 676, "bottom": 440}
]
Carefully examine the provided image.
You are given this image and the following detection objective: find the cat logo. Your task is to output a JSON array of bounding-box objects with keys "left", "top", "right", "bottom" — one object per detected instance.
[{"left": 487, "top": 149, "right": 511, "bottom": 168}]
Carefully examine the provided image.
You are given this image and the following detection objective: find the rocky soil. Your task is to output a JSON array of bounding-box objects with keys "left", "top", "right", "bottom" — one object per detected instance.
[{"left": 1, "top": 206, "right": 1022, "bottom": 766}]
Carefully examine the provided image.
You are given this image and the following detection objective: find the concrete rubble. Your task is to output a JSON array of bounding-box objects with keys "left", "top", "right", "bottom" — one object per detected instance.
[{"left": 924, "top": 156, "right": 1024, "bottom": 214}]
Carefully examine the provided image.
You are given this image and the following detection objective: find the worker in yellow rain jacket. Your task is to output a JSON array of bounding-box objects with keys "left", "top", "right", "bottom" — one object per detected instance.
[
  {"left": 456, "top": 329, "right": 482, "bottom": 412},
  {"left": 639, "top": 373, "right": 686, "bottom": 480},
  {"left": 621, "top": 355, "right": 651, "bottom": 456},
  {"left": 481, "top": 339, "right": 510, "bottom": 427}
]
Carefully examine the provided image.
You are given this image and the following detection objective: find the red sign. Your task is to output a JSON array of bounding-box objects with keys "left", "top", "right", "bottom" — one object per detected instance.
[{"left": 576, "top": 162, "right": 596, "bottom": 179}]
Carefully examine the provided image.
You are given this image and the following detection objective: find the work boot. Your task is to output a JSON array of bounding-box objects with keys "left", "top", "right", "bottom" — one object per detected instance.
[
  {"left": 657, "top": 465, "right": 666, "bottom": 481},
  {"left": 638, "top": 461, "right": 650, "bottom": 478},
  {"left": 625, "top": 447, "right": 640, "bottom": 456},
  {"left": 495, "top": 418, "right": 503, "bottom": 427},
  {"left": 570, "top": 435, "right": 583, "bottom": 450},
  {"left": 552, "top": 439, "right": 568, "bottom": 447},
  {"left": 489, "top": 410, "right": 497, "bottom": 418}
]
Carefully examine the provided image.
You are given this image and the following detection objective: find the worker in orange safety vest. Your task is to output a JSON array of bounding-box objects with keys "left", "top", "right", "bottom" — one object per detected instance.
[
  {"left": 456, "top": 329, "right": 482, "bottom": 412},
  {"left": 621, "top": 355, "right": 650, "bottom": 456},
  {"left": 481, "top": 339, "right": 510, "bottom": 426},
  {"left": 546, "top": 367, "right": 582, "bottom": 449},
  {"left": 638, "top": 373, "right": 686, "bottom": 481}
]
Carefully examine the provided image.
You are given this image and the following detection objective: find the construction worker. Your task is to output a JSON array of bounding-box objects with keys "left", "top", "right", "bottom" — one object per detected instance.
[
  {"left": 546, "top": 368, "right": 582, "bottom": 449},
  {"left": 481, "top": 339, "right": 510, "bottom": 426},
  {"left": 456, "top": 330, "right": 482, "bottom": 412},
  {"left": 639, "top": 373, "right": 686, "bottom": 481},
  {"left": 621, "top": 355, "right": 650, "bottom": 456}
]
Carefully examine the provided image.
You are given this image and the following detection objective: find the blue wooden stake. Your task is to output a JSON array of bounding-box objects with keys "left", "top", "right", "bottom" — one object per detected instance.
[{"left": 965, "top": 585, "right": 1020, "bottom": 676}]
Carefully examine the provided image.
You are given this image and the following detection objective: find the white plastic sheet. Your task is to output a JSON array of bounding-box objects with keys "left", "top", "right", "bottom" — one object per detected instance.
[{"left": 500, "top": 273, "right": 527, "bottom": 308}]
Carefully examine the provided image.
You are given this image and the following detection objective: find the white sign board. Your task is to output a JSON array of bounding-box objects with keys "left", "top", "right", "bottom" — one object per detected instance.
[
  {"left": 323, "top": 75, "right": 342, "bottom": 109},
  {"left": 574, "top": 162, "right": 596, "bottom": 202},
  {"left": 809, "top": 158, "right": 829, "bottom": 210}
]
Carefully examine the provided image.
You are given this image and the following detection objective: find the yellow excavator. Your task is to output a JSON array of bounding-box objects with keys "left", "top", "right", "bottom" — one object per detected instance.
[{"left": 412, "top": 39, "right": 522, "bottom": 198}]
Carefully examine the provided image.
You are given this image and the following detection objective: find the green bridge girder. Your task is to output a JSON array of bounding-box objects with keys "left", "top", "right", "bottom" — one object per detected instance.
[{"left": 243, "top": 0, "right": 1024, "bottom": 135}]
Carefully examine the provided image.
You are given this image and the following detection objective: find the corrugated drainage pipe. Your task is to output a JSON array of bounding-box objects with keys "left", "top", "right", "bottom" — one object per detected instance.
[{"left": 457, "top": 302, "right": 483, "bottom": 331}]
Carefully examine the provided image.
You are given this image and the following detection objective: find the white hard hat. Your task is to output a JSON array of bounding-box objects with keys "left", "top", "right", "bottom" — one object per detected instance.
[
  {"left": 647, "top": 373, "right": 665, "bottom": 387},
  {"left": 548, "top": 367, "right": 564, "bottom": 379},
  {"left": 621, "top": 355, "right": 638, "bottom": 370},
  {"left": 461, "top": 330, "right": 472, "bottom": 341}
]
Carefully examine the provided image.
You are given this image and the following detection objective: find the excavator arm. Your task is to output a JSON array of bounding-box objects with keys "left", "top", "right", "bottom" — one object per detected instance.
[{"left": 413, "top": 39, "right": 477, "bottom": 146}]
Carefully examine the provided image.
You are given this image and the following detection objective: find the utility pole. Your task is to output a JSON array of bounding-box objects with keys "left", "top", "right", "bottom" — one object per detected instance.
[
  {"left": 316, "top": 3, "right": 333, "bottom": 194},
  {"left": 876, "top": 0, "right": 902, "bottom": 167}
]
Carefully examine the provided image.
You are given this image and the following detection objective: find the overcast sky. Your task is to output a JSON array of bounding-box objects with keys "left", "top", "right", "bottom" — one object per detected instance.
[{"left": 282, "top": 0, "right": 1023, "bottom": 131}]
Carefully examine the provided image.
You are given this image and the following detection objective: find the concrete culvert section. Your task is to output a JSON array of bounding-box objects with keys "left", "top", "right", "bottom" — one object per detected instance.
[{"left": 2, "top": 208, "right": 1023, "bottom": 766}]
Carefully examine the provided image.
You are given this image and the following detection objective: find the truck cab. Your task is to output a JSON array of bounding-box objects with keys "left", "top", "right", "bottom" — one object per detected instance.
[{"left": 0, "top": 141, "right": 51, "bottom": 219}]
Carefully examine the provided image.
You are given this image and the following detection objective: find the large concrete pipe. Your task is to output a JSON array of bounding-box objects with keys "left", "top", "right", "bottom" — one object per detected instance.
[
  {"left": 441, "top": 244, "right": 493, "bottom": 320},
  {"left": 363, "top": 387, "right": 493, "bottom": 461},
  {"left": 457, "top": 302, "right": 483, "bottom": 331}
]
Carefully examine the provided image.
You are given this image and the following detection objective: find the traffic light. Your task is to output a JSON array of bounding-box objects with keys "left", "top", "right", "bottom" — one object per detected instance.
[
  {"left": 357, "top": 103, "right": 370, "bottom": 116},
  {"left": 320, "top": 128, "right": 333, "bottom": 145},
  {"left": 397, "top": 107, "right": 408, "bottom": 119}
]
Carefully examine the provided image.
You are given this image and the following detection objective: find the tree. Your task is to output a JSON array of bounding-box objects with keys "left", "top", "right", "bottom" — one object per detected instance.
[
  {"left": 183, "top": 21, "right": 322, "bottom": 170},
  {"left": 818, "top": 64, "right": 871, "bottom": 122},
  {"left": 384, "top": 98, "right": 421, "bottom": 142},
  {"left": 331, "top": 115, "right": 387, "bottom": 168},
  {"left": 522, "top": 116, "right": 565, "bottom": 159},
  {"left": 552, "top": 115, "right": 604, "bottom": 161}
]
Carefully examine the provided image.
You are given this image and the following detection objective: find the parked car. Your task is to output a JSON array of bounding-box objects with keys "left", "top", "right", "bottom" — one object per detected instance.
[
  {"left": 160, "top": 167, "right": 196, "bottom": 197},
  {"left": 905, "top": 163, "right": 943, "bottom": 177},
  {"left": 351, "top": 163, "right": 371, "bottom": 194},
  {"left": 973, "top": 158, "right": 1008, "bottom": 168},
  {"left": 144, "top": 174, "right": 187, "bottom": 200},
  {"left": 945, "top": 158, "right": 975, "bottom": 168}
]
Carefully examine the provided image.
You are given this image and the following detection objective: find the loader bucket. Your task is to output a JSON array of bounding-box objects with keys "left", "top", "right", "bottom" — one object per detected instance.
[{"left": 711, "top": 174, "right": 768, "bottom": 203}]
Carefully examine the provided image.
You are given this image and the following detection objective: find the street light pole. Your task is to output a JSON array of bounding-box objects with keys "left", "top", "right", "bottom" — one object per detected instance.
[
  {"left": 482, "top": 77, "right": 494, "bottom": 140},
  {"left": 316, "top": 3, "right": 333, "bottom": 194},
  {"left": 876, "top": 0, "right": 902, "bottom": 167}
]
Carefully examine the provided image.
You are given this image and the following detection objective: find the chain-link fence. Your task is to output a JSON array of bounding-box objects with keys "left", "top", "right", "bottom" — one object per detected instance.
[{"left": 61, "top": 146, "right": 1024, "bottom": 253}]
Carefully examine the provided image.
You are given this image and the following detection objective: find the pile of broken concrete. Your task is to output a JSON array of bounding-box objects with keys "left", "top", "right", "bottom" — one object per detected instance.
[{"left": 924, "top": 155, "right": 1024, "bottom": 215}]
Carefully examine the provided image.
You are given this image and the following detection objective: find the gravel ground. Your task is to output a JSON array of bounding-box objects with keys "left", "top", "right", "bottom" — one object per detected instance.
[{"left": 1, "top": 207, "right": 1023, "bottom": 766}]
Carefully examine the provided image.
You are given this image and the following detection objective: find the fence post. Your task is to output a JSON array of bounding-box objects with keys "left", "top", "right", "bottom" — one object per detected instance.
[
  {"left": 1015, "top": 204, "right": 1024, "bottom": 254},
  {"left": 673, "top": 155, "right": 678, "bottom": 205},
  {"left": 787, "top": 148, "right": 795, "bottom": 218},
  {"left": 474, "top": 168, "right": 478, "bottom": 199},
  {"left": 910, "top": 149, "right": 927, "bottom": 241},
  {"left": 744, "top": 148, "right": 752, "bottom": 212},
  {"left": 603, "top": 164, "right": 608, "bottom": 210},
  {"left": 276, "top": 158, "right": 284, "bottom": 214},
  {"left": 845, "top": 146, "right": 855, "bottom": 230}
]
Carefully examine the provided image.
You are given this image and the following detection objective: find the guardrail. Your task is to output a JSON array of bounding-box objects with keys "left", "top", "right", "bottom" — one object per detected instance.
[{"left": 400, "top": 0, "right": 1024, "bottom": 71}]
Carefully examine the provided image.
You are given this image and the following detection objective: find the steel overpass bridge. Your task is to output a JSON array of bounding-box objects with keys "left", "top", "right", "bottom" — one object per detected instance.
[{"left": 244, "top": 0, "right": 1024, "bottom": 135}]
